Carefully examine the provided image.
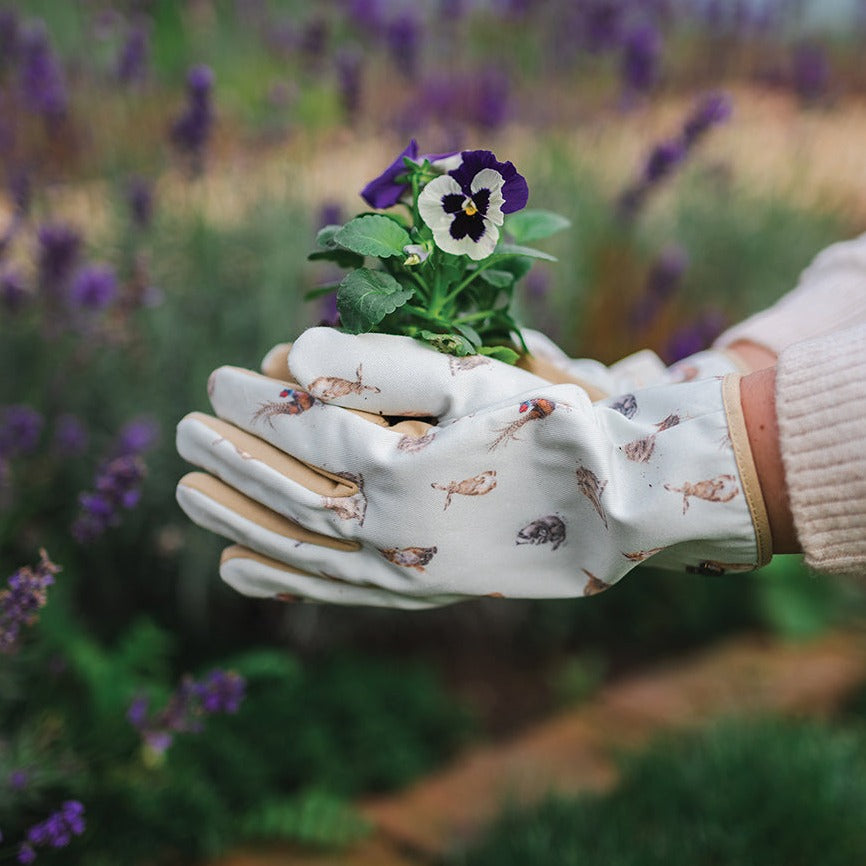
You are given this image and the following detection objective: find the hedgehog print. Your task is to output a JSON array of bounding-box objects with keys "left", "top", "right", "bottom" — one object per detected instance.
[
  {"left": 379, "top": 546, "right": 438, "bottom": 572},
  {"left": 664, "top": 474, "right": 739, "bottom": 514},
  {"left": 516, "top": 515, "right": 566, "bottom": 551},
  {"left": 307, "top": 363, "right": 381, "bottom": 401},
  {"left": 431, "top": 470, "right": 497, "bottom": 510},
  {"left": 252, "top": 388, "right": 318, "bottom": 427},
  {"left": 610, "top": 394, "right": 638, "bottom": 419},
  {"left": 488, "top": 398, "right": 556, "bottom": 451}
]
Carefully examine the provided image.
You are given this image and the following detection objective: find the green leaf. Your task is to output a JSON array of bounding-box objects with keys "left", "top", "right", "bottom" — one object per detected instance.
[
  {"left": 478, "top": 345, "right": 520, "bottom": 364},
  {"left": 479, "top": 269, "right": 516, "bottom": 289},
  {"left": 494, "top": 243, "right": 558, "bottom": 262},
  {"left": 504, "top": 209, "right": 571, "bottom": 243},
  {"left": 315, "top": 225, "right": 344, "bottom": 249},
  {"left": 335, "top": 215, "right": 412, "bottom": 258},
  {"left": 337, "top": 269, "right": 414, "bottom": 333},
  {"left": 496, "top": 256, "right": 534, "bottom": 284},
  {"left": 418, "top": 330, "right": 475, "bottom": 356},
  {"left": 454, "top": 323, "right": 482, "bottom": 347},
  {"left": 303, "top": 283, "right": 340, "bottom": 301},
  {"left": 307, "top": 249, "right": 365, "bottom": 268}
]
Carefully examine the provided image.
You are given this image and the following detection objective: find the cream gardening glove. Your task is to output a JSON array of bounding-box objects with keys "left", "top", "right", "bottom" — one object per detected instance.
[{"left": 175, "top": 328, "right": 772, "bottom": 608}]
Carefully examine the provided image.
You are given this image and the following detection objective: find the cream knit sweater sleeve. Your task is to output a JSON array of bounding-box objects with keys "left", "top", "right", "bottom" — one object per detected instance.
[{"left": 776, "top": 325, "right": 866, "bottom": 576}]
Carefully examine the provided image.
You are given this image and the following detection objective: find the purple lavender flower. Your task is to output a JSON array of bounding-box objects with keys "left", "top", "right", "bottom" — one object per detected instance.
[
  {"left": 8, "top": 769, "right": 29, "bottom": 791},
  {"left": 385, "top": 12, "right": 422, "bottom": 80},
  {"left": 52, "top": 414, "right": 88, "bottom": 458},
  {"left": 25, "top": 801, "right": 85, "bottom": 850},
  {"left": 665, "top": 309, "right": 726, "bottom": 363},
  {"left": 128, "top": 669, "right": 246, "bottom": 755},
  {"left": 630, "top": 244, "right": 689, "bottom": 330},
  {"left": 0, "top": 551, "right": 59, "bottom": 653},
  {"left": 621, "top": 22, "right": 661, "bottom": 95},
  {"left": 37, "top": 223, "right": 81, "bottom": 297},
  {"left": 475, "top": 66, "right": 510, "bottom": 131},
  {"left": 580, "top": 0, "right": 625, "bottom": 53},
  {"left": 68, "top": 264, "right": 117, "bottom": 311},
  {"left": 17, "top": 22, "right": 67, "bottom": 119},
  {"left": 682, "top": 91, "right": 732, "bottom": 146},
  {"left": 335, "top": 46, "right": 363, "bottom": 122},
  {"left": 125, "top": 176, "right": 154, "bottom": 229},
  {"left": 1, "top": 269, "right": 28, "bottom": 313},
  {"left": 299, "top": 16, "right": 329, "bottom": 62},
  {"left": 644, "top": 139, "right": 685, "bottom": 183},
  {"left": 317, "top": 201, "right": 343, "bottom": 230},
  {"left": 0, "top": 9, "right": 20, "bottom": 72},
  {"left": 346, "top": 0, "right": 385, "bottom": 37},
  {"left": 116, "top": 19, "right": 149, "bottom": 85},
  {"left": 524, "top": 266, "right": 551, "bottom": 301},
  {"left": 0, "top": 405, "right": 43, "bottom": 457},
  {"left": 9, "top": 168, "right": 31, "bottom": 216},
  {"left": 115, "top": 416, "right": 160, "bottom": 457},
  {"left": 792, "top": 42, "right": 830, "bottom": 104},
  {"left": 18, "top": 843, "right": 35, "bottom": 864},
  {"left": 170, "top": 65, "right": 214, "bottom": 168}
]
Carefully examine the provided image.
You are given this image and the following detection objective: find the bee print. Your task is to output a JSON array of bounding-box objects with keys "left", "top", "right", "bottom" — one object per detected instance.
[
  {"left": 488, "top": 398, "right": 556, "bottom": 450},
  {"left": 379, "top": 546, "right": 438, "bottom": 572},
  {"left": 575, "top": 464, "right": 608, "bottom": 529},
  {"left": 664, "top": 474, "right": 739, "bottom": 514},
  {"left": 685, "top": 560, "right": 756, "bottom": 576},
  {"left": 322, "top": 472, "right": 367, "bottom": 525},
  {"left": 449, "top": 355, "right": 491, "bottom": 375},
  {"left": 610, "top": 394, "right": 638, "bottom": 419},
  {"left": 397, "top": 431, "right": 436, "bottom": 453},
  {"left": 623, "top": 413, "right": 681, "bottom": 463},
  {"left": 307, "top": 363, "right": 381, "bottom": 401},
  {"left": 622, "top": 547, "right": 665, "bottom": 562},
  {"left": 252, "top": 388, "right": 318, "bottom": 427},
  {"left": 582, "top": 569, "right": 610, "bottom": 596},
  {"left": 431, "top": 470, "right": 497, "bottom": 510},
  {"left": 516, "top": 515, "right": 566, "bottom": 551}
]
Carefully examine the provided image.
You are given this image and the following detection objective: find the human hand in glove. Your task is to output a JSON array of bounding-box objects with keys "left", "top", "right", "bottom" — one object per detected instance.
[{"left": 176, "top": 328, "right": 774, "bottom": 608}]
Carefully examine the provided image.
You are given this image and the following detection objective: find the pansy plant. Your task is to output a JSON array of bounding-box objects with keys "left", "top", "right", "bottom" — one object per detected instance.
[{"left": 307, "top": 140, "right": 570, "bottom": 362}]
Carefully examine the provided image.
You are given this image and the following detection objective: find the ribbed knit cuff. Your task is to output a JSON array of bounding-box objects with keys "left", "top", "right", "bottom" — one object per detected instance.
[
  {"left": 775, "top": 326, "right": 866, "bottom": 576},
  {"left": 714, "top": 233, "right": 866, "bottom": 356}
]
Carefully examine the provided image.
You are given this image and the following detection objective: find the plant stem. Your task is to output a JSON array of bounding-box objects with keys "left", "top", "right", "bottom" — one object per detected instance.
[
  {"left": 454, "top": 309, "right": 495, "bottom": 325},
  {"left": 405, "top": 304, "right": 452, "bottom": 328},
  {"left": 441, "top": 257, "right": 502, "bottom": 306}
]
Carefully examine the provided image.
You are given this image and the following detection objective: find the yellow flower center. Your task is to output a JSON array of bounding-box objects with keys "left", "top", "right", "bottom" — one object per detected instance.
[{"left": 463, "top": 200, "right": 478, "bottom": 217}]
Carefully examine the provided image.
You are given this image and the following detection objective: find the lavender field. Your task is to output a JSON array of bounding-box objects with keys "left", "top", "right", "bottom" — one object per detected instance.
[{"left": 2, "top": 2, "right": 866, "bottom": 863}]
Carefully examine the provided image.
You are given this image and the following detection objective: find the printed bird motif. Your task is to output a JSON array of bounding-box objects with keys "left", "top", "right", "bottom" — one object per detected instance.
[
  {"left": 622, "top": 547, "right": 666, "bottom": 562},
  {"left": 575, "top": 464, "right": 608, "bottom": 529},
  {"left": 379, "top": 546, "right": 438, "bottom": 572},
  {"left": 322, "top": 472, "right": 367, "bottom": 525},
  {"left": 449, "top": 355, "right": 491, "bottom": 375},
  {"left": 610, "top": 394, "right": 638, "bottom": 419},
  {"left": 397, "top": 431, "right": 437, "bottom": 452},
  {"left": 622, "top": 413, "right": 681, "bottom": 463},
  {"left": 516, "top": 515, "right": 566, "bottom": 551},
  {"left": 307, "top": 364, "right": 381, "bottom": 401},
  {"left": 664, "top": 474, "right": 739, "bottom": 514},
  {"left": 488, "top": 398, "right": 556, "bottom": 450},
  {"left": 582, "top": 569, "right": 610, "bottom": 596},
  {"left": 431, "top": 470, "right": 497, "bottom": 510},
  {"left": 252, "top": 388, "right": 318, "bottom": 427}
]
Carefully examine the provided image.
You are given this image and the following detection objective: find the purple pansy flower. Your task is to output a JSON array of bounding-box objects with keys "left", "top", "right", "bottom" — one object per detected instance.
[
  {"left": 418, "top": 150, "right": 528, "bottom": 260},
  {"left": 360, "top": 139, "right": 459, "bottom": 210}
]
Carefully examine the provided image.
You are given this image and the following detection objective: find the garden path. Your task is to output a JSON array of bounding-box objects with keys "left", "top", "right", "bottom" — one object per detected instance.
[{"left": 211, "top": 626, "right": 866, "bottom": 866}]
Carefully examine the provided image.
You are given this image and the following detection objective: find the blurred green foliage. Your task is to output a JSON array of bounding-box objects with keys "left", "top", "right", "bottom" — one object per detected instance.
[{"left": 453, "top": 717, "right": 866, "bottom": 866}]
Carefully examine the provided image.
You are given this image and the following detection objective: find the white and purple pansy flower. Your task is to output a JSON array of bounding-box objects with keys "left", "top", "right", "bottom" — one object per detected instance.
[
  {"left": 418, "top": 150, "right": 528, "bottom": 260},
  {"left": 360, "top": 139, "right": 459, "bottom": 210}
]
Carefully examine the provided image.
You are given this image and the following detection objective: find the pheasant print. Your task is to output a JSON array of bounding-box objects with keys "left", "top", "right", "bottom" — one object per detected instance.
[
  {"left": 516, "top": 515, "right": 566, "bottom": 551},
  {"left": 610, "top": 394, "right": 638, "bottom": 419},
  {"left": 664, "top": 474, "right": 739, "bottom": 514},
  {"left": 488, "top": 398, "right": 556, "bottom": 451},
  {"left": 431, "top": 470, "right": 497, "bottom": 510},
  {"left": 622, "top": 547, "right": 665, "bottom": 563},
  {"left": 582, "top": 569, "right": 610, "bottom": 596},
  {"left": 449, "top": 355, "right": 491, "bottom": 375},
  {"left": 397, "top": 431, "right": 436, "bottom": 453},
  {"left": 307, "top": 364, "right": 381, "bottom": 401},
  {"left": 575, "top": 464, "right": 609, "bottom": 529},
  {"left": 379, "top": 546, "right": 438, "bottom": 572},
  {"left": 252, "top": 388, "right": 318, "bottom": 427},
  {"left": 322, "top": 472, "right": 367, "bottom": 525}
]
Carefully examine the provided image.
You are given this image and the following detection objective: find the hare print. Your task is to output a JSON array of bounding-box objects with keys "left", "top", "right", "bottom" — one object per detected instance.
[
  {"left": 307, "top": 364, "right": 381, "bottom": 401},
  {"left": 322, "top": 472, "right": 367, "bottom": 525},
  {"left": 449, "top": 355, "right": 491, "bottom": 375},
  {"left": 431, "top": 470, "right": 497, "bottom": 510},
  {"left": 664, "top": 474, "right": 739, "bottom": 514}
]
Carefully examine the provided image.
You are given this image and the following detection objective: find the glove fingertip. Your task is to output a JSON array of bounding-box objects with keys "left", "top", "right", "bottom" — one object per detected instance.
[{"left": 261, "top": 343, "right": 292, "bottom": 379}]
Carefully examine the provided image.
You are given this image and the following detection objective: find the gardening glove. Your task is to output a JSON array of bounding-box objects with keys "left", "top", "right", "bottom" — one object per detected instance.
[
  {"left": 713, "top": 231, "right": 866, "bottom": 358},
  {"left": 175, "top": 328, "right": 772, "bottom": 608}
]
